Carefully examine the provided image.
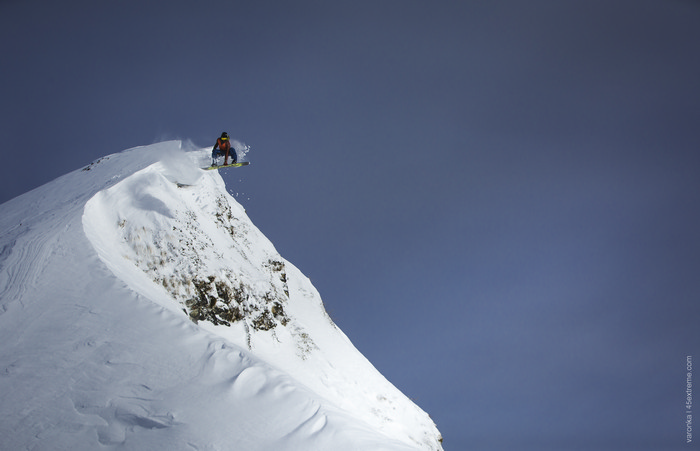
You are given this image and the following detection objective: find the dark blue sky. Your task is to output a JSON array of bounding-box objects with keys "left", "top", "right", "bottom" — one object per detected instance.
[{"left": 2, "top": 1, "right": 700, "bottom": 449}]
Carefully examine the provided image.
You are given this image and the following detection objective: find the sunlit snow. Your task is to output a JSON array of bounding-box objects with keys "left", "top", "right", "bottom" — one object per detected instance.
[{"left": 0, "top": 141, "right": 443, "bottom": 450}]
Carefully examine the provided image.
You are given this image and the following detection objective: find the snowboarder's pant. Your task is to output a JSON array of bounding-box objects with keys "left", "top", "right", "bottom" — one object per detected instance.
[{"left": 212, "top": 148, "right": 237, "bottom": 163}]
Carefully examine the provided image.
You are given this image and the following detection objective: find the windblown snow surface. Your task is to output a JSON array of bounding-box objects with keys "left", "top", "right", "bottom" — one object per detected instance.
[{"left": 0, "top": 141, "right": 443, "bottom": 451}]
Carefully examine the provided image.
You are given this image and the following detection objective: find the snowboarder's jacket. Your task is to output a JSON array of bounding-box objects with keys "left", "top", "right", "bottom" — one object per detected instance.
[{"left": 214, "top": 137, "right": 231, "bottom": 153}]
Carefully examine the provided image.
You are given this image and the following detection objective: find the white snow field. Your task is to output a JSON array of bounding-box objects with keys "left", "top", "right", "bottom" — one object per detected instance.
[{"left": 0, "top": 141, "right": 443, "bottom": 451}]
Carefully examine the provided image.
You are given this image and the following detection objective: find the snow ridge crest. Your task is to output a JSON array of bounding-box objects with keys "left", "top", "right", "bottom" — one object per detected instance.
[{"left": 81, "top": 143, "right": 443, "bottom": 450}]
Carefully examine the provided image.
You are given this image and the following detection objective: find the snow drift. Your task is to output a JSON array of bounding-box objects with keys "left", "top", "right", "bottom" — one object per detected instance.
[{"left": 0, "top": 141, "right": 443, "bottom": 450}]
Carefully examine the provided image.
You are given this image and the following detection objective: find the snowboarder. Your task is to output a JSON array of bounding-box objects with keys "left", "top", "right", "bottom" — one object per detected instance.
[{"left": 211, "top": 132, "right": 237, "bottom": 166}]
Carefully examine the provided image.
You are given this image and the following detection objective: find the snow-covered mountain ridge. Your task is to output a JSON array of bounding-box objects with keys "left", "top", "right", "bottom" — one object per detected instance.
[{"left": 0, "top": 141, "right": 443, "bottom": 450}]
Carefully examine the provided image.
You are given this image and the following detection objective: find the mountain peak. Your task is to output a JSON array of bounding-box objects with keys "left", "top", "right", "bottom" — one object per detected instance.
[{"left": 0, "top": 141, "right": 442, "bottom": 450}]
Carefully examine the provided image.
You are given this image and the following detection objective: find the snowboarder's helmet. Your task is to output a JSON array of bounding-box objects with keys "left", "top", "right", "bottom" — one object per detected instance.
[{"left": 221, "top": 132, "right": 229, "bottom": 140}]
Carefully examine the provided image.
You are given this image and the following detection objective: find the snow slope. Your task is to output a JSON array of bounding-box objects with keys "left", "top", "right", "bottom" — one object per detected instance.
[{"left": 0, "top": 141, "right": 443, "bottom": 451}]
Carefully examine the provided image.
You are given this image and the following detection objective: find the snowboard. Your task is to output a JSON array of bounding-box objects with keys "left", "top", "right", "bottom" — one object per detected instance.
[{"left": 202, "top": 161, "right": 250, "bottom": 170}]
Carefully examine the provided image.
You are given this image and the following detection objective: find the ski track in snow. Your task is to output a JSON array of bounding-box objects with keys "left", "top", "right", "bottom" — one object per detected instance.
[{"left": 0, "top": 141, "right": 442, "bottom": 450}]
